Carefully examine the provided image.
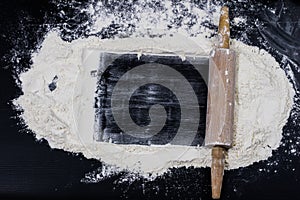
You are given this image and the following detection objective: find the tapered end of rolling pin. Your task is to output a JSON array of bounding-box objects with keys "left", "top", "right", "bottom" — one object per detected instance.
[
  {"left": 218, "top": 6, "right": 230, "bottom": 49},
  {"left": 211, "top": 146, "right": 225, "bottom": 199}
]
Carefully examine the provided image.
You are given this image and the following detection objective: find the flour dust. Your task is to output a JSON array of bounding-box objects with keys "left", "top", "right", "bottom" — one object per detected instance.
[{"left": 12, "top": 0, "right": 298, "bottom": 186}]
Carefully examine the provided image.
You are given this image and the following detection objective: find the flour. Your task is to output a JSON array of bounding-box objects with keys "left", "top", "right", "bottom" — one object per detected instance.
[
  {"left": 14, "top": 2, "right": 295, "bottom": 177},
  {"left": 14, "top": 30, "right": 294, "bottom": 176}
]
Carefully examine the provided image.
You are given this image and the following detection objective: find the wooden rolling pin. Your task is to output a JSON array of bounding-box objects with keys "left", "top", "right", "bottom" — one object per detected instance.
[{"left": 205, "top": 6, "right": 236, "bottom": 199}]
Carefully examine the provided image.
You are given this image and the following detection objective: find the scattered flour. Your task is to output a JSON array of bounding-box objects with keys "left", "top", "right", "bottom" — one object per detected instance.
[{"left": 13, "top": 2, "right": 295, "bottom": 176}]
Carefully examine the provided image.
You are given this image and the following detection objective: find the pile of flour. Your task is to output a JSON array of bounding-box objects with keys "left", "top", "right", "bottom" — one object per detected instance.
[
  {"left": 14, "top": 30, "right": 294, "bottom": 176},
  {"left": 14, "top": 2, "right": 295, "bottom": 176}
]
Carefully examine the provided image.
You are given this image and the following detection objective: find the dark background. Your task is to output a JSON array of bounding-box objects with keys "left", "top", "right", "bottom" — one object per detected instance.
[{"left": 0, "top": 0, "right": 300, "bottom": 199}]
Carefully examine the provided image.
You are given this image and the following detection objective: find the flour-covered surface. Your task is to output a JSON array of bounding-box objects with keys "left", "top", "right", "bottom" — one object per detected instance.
[
  {"left": 13, "top": 31, "right": 294, "bottom": 175},
  {"left": 1, "top": 0, "right": 300, "bottom": 199}
]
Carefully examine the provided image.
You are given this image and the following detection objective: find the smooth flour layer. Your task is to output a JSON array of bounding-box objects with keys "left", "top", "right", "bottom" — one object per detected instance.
[{"left": 14, "top": 30, "right": 294, "bottom": 176}]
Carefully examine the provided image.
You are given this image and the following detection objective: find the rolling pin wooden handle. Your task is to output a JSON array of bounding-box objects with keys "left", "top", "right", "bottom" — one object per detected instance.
[
  {"left": 218, "top": 6, "right": 230, "bottom": 49},
  {"left": 211, "top": 146, "right": 225, "bottom": 199}
]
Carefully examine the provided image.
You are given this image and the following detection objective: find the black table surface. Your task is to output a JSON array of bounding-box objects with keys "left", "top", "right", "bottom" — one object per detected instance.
[{"left": 0, "top": 0, "right": 300, "bottom": 199}]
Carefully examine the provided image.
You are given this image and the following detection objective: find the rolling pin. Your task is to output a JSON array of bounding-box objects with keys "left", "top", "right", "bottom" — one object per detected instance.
[{"left": 205, "top": 6, "right": 236, "bottom": 199}]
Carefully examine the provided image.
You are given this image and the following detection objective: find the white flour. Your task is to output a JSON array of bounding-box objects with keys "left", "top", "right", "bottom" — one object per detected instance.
[
  {"left": 14, "top": 31, "right": 294, "bottom": 176},
  {"left": 14, "top": 2, "right": 295, "bottom": 177}
]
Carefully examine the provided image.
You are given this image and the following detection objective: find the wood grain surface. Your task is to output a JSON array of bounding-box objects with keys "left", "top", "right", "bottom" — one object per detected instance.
[{"left": 205, "top": 48, "right": 236, "bottom": 148}]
